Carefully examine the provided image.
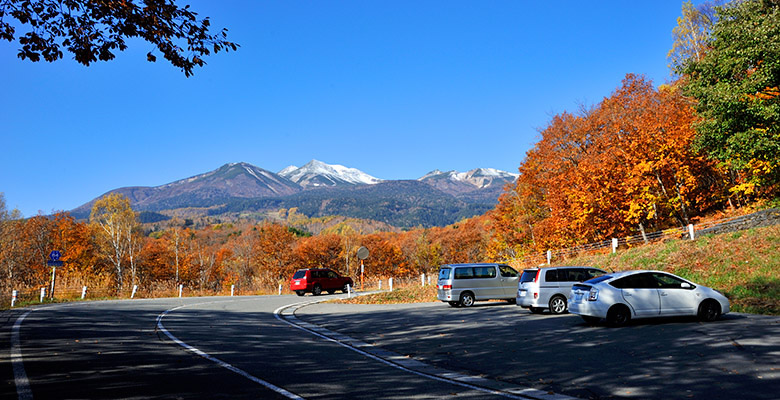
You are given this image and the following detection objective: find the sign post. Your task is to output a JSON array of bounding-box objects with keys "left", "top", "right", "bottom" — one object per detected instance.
[
  {"left": 357, "top": 246, "right": 369, "bottom": 291},
  {"left": 47, "top": 250, "right": 63, "bottom": 299}
]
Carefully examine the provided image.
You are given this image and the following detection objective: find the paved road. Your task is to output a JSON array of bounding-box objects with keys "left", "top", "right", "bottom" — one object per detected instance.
[
  {"left": 296, "top": 301, "right": 780, "bottom": 399},
  {"left": 1, "top": 296, "right": 528, "bottom": 400},
  {"left": 2, "top": 296, "right": 778, "bottom": 399}
]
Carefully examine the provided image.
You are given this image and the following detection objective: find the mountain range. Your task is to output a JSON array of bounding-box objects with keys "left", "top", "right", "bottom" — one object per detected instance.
[{"left": 71, "top": 160, "right": 518, "bottom": 229}]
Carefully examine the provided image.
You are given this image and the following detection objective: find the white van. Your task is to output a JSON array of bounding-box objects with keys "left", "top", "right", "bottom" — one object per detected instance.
[
  {"left": 437, "top": 263, "right": 520, "bottom": 307},
  {"left": 517, "top": 266, "right": 606, "bottom": 314}
]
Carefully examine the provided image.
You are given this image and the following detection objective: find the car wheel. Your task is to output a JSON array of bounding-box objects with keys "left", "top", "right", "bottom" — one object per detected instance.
[
  {"left": 607, "top": 304, "right": 631, "bottom": 327},
  {"left": 506, "top": 298, "right": 517, "bottom": 305},
  {"left": 698, "top": 300, "right": 721, "bottom": 322},
  {"left": 342, "top": 284, "right": 351, "bottom": 293},
  {"left": 295, "top": 290, "right": 305, "bottom": 297},
  {"left": 581, "top": 316, "right": 600, "bottom": 325},
  {"left": 529, "top": 307, "right": 544, "bottom": 314},
  {"left": 312, "top": 284, "right": 322, "bottom": 296},
  {"left": 459, "top": 292, "right": 475, "bottom": 307},
  {"left": 549, "top": 295, "right": 567, "bottom": 314},
  {"left": 448, "top": 301, "right": 460, "bottom": 307}
]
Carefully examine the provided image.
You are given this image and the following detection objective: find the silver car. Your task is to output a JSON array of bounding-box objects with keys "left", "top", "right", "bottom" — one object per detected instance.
[
  {"left": 569, "top": 270, "right": 730, "bottom": 326},
  {"left": 437, "top": 263, "right": 520, "bottom": 307},
  {"left": 517, "top": 266, "right": 606, "bottom": 314}
]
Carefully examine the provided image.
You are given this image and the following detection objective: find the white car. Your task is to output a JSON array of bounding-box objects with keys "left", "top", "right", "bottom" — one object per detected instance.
[{"left": 569, "top": 270, "right": 730, "bottom": 326}]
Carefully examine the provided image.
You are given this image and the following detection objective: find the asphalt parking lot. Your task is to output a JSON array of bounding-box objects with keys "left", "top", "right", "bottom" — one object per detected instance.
[{"left": 295, "top": 301, "right": 780, "bottom": 399}]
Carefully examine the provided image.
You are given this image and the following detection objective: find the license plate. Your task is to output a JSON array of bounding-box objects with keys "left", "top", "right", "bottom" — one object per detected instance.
[
  {"left": 519, "top": 290, "right": 527, "bottom": 297},
  {"left": 574, "top": 293, "right": 583, "bottom": 302},
  {"left": 294, "top": 280, "right": 300, "bottom": 285}
]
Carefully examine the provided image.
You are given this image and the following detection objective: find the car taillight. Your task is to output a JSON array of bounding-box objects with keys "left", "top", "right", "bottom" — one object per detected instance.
[
  {"left": 534, "top": 269, "right": 541, "bottom": 282},
  {"left": 441, "top": 284, "right": 452, "bottom": 290},
  {"left": 588, "top": 288, "right": 599, "bottom": 301},
  {"left": 533, "top": 292, "right": 538, "bottom": 299}
]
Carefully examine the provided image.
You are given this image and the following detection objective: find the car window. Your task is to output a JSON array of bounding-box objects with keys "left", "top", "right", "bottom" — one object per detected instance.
[
  {"left": 586, "top": 269, "right": 605, "bottom": 279},
  {"left": 327, "top": 271, "right": 338, "bottom": 278},
  {"left": 454, "top": 267, "right": 474, "bottom": 279},
  {"left": 587, "top": 275, "right": 612, "bottom": 284},
  {"left": 520, "top": 270, "right": 539, "bottom": 283},
  {"left": 474, "top": 266, "right": 496, "bottom": 279},
  {"left": 438, "top": 268, "right": 451, "bottom": 280},
  {"left": 652, "top": 273, "right": 687, "bottom": 289},
  {"left": 612, "top": 273, "right": 658, "bottom": 289},
  {"left": 292, "top": 270, "right": 306, "bottom": 279},
  {"left": 545, "top": 269, "right": 558, "bottom": 282},
  {"left": 499, "top": 265, "right": 518, "bottom": 277},
  {"left": 565, "top": 269, "right": 588, "bottom": 282}
]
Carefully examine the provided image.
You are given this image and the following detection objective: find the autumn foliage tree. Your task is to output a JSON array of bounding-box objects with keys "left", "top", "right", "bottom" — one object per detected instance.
[{"left": 492, "top": 74, "right": 724, "bottom": 253}]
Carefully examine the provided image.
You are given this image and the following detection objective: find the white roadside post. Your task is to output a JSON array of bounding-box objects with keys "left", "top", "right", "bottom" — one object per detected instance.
[
  {"left": 547, "top": 250, "right": 552, "bottom": 265},
  {"left": 688, "top": 224, "right": 695, "bottom": 241},
  {"left": 378, "top": 280, "right": 382, "bottom": 290},
  {"left": 40, "top": 287, "right": 46, "bottom": 303},
  {"left": 421, "top": 273, "right": 425, "bottom": 287},
  {"left": 131, "top": 285, "right": 138, "bottom": 299},
  {"left": 612, "top": 238, "right": 619, "bottom": 253},
  {"left": 11, "top": 290, "right": 18, "bottom": 307},
  {"left": 389, "top": 278, "right": 393, "bottom": 291},
  {"left": 231, "top": 285, "right": 235, "bottom": 296},
  {"left": 178, "top": 284, "right": 183, "bottom": 298},
  {"left": 278, "top": 284, "right": 282, "bottom": 295},
  {"left": 81, "top": 286, "right": 87, "bottom": 299},
  {"left": 347, "top": 284, "right": 352, "bottom": 298}
]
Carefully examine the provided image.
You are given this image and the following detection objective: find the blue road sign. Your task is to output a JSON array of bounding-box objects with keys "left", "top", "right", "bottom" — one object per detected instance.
[{"left": 49, "top": 250, "right": 61, "bottom": 261}]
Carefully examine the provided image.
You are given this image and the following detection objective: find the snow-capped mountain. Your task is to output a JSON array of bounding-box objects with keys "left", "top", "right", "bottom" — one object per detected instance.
[
  {"left": 70, "top": 161, "right": 516, "bottom": 228},
  {"left": 419, "top": 168, "right": 518, "bottom": 189},
  {"left": 279, "top": 159, "right": 383, "bottom": 188}
]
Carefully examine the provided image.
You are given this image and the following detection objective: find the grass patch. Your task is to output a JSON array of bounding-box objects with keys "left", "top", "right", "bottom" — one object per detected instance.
[{"left": 338, "top": 284, "right": 438, "bottom": 305}]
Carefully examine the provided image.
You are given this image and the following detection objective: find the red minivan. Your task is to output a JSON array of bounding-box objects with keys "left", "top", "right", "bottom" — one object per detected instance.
[{"left": 290, "top": 268, "right": 354, "bottom": 296}]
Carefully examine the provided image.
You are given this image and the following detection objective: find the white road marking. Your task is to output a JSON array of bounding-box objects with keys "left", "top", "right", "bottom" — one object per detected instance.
[
  {"left": 156, "top": 300, "right": 304, "bottom": 400},
  {"left": 12, "top": 310, "right": 34, "bottom": 400},
  {"left": 273, "top": 300, "right": 565, "bottom": 400}
]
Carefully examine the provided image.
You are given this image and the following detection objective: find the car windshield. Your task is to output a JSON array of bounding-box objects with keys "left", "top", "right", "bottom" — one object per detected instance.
[
  {"left": 585, "top": 275, "right": 612, "bottom": 284},
  {"left": 292, "top": 270, "right": 306, "bottom": 279},
  {"left": 438, "top": 268, "right": 451, "bottom": 280}
]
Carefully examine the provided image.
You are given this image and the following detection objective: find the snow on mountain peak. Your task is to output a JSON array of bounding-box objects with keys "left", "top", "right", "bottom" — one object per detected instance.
[{"left": 279, "top": 159, "right": 382, "bottom": 187}]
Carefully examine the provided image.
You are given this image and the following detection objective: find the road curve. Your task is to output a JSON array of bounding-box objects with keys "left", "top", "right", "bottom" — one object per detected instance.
[{"left": 2, "top": 295, "right": 552, "bottom": 399}]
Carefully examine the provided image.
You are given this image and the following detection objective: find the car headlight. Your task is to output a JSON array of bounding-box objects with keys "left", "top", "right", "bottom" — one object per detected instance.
[{"left": 588, "top": 288, "right": 599, "bottom": 301}]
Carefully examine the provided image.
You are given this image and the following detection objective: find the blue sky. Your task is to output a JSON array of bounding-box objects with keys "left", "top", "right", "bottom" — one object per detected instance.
[{"left": 1, "top": 1, "right": 690, "bottom": 217}]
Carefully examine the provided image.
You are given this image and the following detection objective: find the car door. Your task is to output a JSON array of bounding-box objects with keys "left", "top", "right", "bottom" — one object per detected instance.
[
  {"left": 652, "top": 272, "right": 698, "bottom": 316},
  {"left": 326, "top": 270, "right": 340, "bottom": 290},
  {"left": 498, "top": 265, "right": 519, "bottom": 297},
  {"left": 614, "top": 273, "right": 661, "bottom": 317}
]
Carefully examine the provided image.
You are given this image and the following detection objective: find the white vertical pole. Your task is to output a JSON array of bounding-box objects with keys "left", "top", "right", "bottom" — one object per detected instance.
[
  {"left": 378, "top": 280, "right": 382, "bottom": 290},
  {"left": 428, "top": 276, "right": 431, "bottom": 285},
  {"left": 421, "top": 273, "right": 425, "bottom": 287},
  {"left": 612, "top": 238, "right": 618, "bottom": 253},
  {"left": 178, "top": 284, "right": 183, "bottom": 298},
  {"left": 40, "top": 287, "right": 46, "bottom": 302},
  {"left": 81, "top": 286, "right": 87, "bottom": 299},
  {"left": 278, "top": 284, "right": 282, "bottom": 295},
  {"left": 347, "top": 284, "right": 352, "bottom": 298},
  {"left": 131, "top": 285, "right": 138, "bottom": 299},
  {"left": 11, "top": 290, "right": 17, "bottom": 307},
  {"left": 688, "top": 224, "right": 695, "bottom": 241},
  {"left": 231, "top": 285, "right": 235, "bottom": 296},
  {"left": 389, "top": 278, "right": 393, "bottom": 291},
  {"left": 546, "top": 250, "right": 552, "bottom": 265}
]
